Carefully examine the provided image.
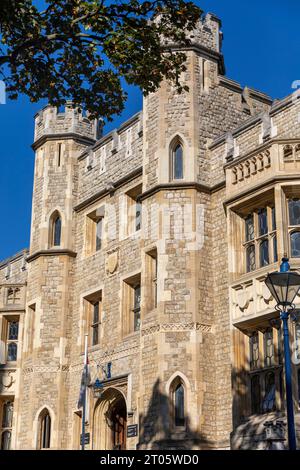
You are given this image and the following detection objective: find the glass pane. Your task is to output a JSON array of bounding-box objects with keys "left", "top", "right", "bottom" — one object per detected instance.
[
  {"left": 173, "top": 145, "right": 183, "bottom": 179},
  {"left": 245, "top": 215, "right": 254, "bottom": 241},
  {"left": 289, "top": 199, "right": 300, "bottom": 225},
  {"left": 273, "top": 235, "right": 278, "bottom": 263},
  {"left": 92, "top": 325, "right": 99, "bottom": 346},
  {"left": 291, "top": 231, "right": 300, "bottom": 257},
  {"left": 2, "top": 402, "right": 13, "bottom": 428},
  {"left": 260, "top": 239, "right": 269, "bottom": 267},
  {"left": 41, "top": 414, "right": 51, "bottom": 449},
  {"left": 0, "top": 431, "right": 11, "bottom": 450},
  {"left": 135, "top": 201, "right": 141, "bottom": 231},
  {"left": 250, "top": 333, "right": 259, "bottom": 370},
  {"left": 246, "top": 245, "right": 256, "bottom": 272},
  {"left": 271, "top": 207, "right": 276, "bottom": 230},
  {"left": 174, "top": 383, "right": 185, "bottom": 426},
  {"left": 258, "top": 208, "right": 268, "bottom": 235},
  {"left": 264, "top": 328, "right": 274, "bottom": 367},
  {"left": 133, "top": 284, "right": 141, "bottom": 331},
  {"left": 7, "top": 342, "right": 17, "bottom": 361},
  {"left": 93, "top": 302, "right": 99, "bottom": 324},
  {"left": 53, "top": 216, "right": 61, "bottom": 246},
  {"left": 8, "top": 321, "right": 19, "bottom": 340},
  {"left": 96, "top": 218, "right": 103, "bottom": 251},
  {"left": 251, "top": 375, "right": 261, "bottom": 414},
  {"left": 262, "top": 372, "right": 276, "bottom": 413}
]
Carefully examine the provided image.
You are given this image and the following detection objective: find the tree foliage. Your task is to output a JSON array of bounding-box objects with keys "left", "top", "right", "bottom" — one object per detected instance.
[{"left": 0, "top": 0, "right": 201, "bottom": 119}]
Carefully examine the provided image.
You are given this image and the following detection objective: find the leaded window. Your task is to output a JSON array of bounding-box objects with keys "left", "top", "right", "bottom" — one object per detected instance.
[
  {"left": 2, "top": 402, "right": 13, "bottom": 428},
  {"left": 288, "top": 198, "right": 300, "bottom": 226},
  {"left": 290, "top": 231, "right": 300, "bottom": 257},
  {"left": 91, "top": 301, "right": 101, "bottom": 346},
  {"left": 245, "top": 215, "right": 254, "bottom": 241},
  {"left": 135, "top": 200, "right": 142, "bottom": 232},
  {"left": 0, "top": 400, "right": 13, "bottom": 450},
  {"left": 264, "top": 328, "right": 274, "bottom": 367},
  {"left": 250, "top": 333, "right": 259, "bottom": 370},
  {"left": 6, "top": 320, "right": 19, "bottom": 362},
  {"left": 133, "top": 284, "right": 141, "bottom": 332},
  {"left": 260, "top": 239, "right": 269, "bottom": 267},
  {"left": 246, "top": 245, "right": 256, "bottom": 272},
  {"left": 96, "top": 218, "right": 103, "bottom": 251},
  {"left": 262, "top": 372, "right": 276, "bottom": 413},
  {"left": 0, "top": 431, "right": 11, "bottom": 450},
  {"left": 244, "top": 205, "right": 277, "bottom": 273},
  {"left": 258, "top": 208, "right": 268, "bottom": 236}
]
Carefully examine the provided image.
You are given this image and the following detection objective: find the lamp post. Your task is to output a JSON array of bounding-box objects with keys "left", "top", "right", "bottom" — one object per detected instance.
[{"left": 265, "top": 257, "right": 300, "bottom": 450}]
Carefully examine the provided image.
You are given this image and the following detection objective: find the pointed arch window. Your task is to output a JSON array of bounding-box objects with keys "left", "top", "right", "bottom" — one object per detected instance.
[
  {"left": 38, "top": 409, "right": 51, "bottom": 449},
  {"left": 170, "top": 376, "right": 186, "bottom": 429},
  {"left": 53, "top": 216, "right": 61, "bottom": 246},
  {"left": 171, "top": 142, "right": 183, "bottom": 180}
]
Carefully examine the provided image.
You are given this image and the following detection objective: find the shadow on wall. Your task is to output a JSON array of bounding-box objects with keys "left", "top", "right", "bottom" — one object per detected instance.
[
  {"left": 137, "top": 379, "right": 208, "bottom": 450},
  {"left": 230, "top": 366, "right": 295, "bottom": 450}
]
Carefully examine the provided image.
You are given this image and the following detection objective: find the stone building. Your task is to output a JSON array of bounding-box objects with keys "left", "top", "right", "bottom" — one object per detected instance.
[{"left": 1, "top": 11, "right": 300, "bottom": 450}]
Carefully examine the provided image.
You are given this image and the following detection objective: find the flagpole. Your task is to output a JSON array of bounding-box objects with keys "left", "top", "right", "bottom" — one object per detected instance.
[{"left": 81, "top": 334, "right": 88, "bottom": 451}]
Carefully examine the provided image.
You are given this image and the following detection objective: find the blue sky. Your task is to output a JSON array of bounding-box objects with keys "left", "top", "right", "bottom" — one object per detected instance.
[{"left": 0, "top": 0, "right": 299, "bottom": 261}]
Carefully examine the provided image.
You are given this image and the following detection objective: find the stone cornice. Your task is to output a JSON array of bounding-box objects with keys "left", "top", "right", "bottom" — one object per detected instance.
[
  {"left": 74, "top": 166, "right": 143, "bottom": 212},
  {"left": 32, "top": 133, "right": 95, "bottom": 151},
  {"left": 0, "top": 249, "right": 28, "bottom": 269},
  {"left": 140, "top": 180, "right": 225, "bottom": 201},
  {"left": 224, "top": 174, "right": 300, "bottom": 207},
  {"left": 163, "top": 43, "right": 225, "bottom": 75},
  {"left": 26, "top": 249, "right": 77, "bottom": 263},
  {"left": 224, "top": 137, "right": 300, "bottom": 170}
]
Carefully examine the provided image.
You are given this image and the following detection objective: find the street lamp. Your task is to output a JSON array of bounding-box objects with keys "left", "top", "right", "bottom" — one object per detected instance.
[{"left": 265, "top": 256, "right": 300, "bottom": 450}]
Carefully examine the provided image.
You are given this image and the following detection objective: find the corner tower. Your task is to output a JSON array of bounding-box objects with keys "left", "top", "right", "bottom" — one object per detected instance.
[
  {"left": 139, "top": 12, "right": 272, "bottom": 448},
  {"left": 15, "top": 104, "right": 97, "bottom": 449}
]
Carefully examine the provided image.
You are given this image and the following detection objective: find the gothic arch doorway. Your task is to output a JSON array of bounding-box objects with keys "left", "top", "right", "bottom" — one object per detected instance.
[{"left": 93, "top": 387, "right": 127, "bottom": 450}]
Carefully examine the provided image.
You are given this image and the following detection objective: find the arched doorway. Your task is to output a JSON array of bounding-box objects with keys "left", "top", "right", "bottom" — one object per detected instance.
[{"left": 93, "top": 388, "right": 127, "bottom": 450}]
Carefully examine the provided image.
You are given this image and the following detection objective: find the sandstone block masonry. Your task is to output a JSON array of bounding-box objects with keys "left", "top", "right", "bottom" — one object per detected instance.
[{"left": 1, "top": 10, "right": 299, "bottom": 451}]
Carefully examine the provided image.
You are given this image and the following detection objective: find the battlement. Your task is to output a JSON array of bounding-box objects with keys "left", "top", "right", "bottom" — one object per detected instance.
[
  {"left": 34, "top": 102, "right": 100, "bottom": 144},
  {"left": 162, "top": 11, "right": 223, "bottom": 55}
]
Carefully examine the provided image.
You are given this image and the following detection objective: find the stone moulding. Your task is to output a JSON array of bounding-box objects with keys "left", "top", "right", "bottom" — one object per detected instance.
[{"left": 141, "top": 322, "right": 212, "bottom": 337}]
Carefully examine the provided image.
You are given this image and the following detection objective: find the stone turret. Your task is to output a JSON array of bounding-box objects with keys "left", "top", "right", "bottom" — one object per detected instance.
[{"left": 34, "top": 102, "right": 100, "bottom": 144}]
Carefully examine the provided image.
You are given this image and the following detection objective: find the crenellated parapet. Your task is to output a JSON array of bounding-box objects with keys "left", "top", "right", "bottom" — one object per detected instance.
[{"left": 33, "top": 102, "right": 100, "bottom": 145}]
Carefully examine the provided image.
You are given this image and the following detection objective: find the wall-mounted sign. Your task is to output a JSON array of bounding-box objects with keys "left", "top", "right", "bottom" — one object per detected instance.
[
  {"left": 80, "top": 432, "right": 90, "bottom": 445},
  {"left": 127, "top": 424, "right": 138, "bottom": 438}
]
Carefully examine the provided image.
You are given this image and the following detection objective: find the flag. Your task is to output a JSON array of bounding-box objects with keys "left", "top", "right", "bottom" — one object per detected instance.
[{"left": 77, "top": 356, "right": 91, "bottom": 409}]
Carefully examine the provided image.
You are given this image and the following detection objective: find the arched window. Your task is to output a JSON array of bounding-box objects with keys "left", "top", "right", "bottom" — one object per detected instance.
[
  {"left": 171, "top": 143, "right": 183, "bottom": 180},
  {"left": 290, "top": 231, "right": 300, "bottom": 257},
  {"left": 170, "top": 376, "right": 186, "bottom": 428},
  {"left": 53, "top": 216, "right": 61, "bottom": 246},
  {"left": 38, "top": 410, "right": 51, "bottom": 449}
]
